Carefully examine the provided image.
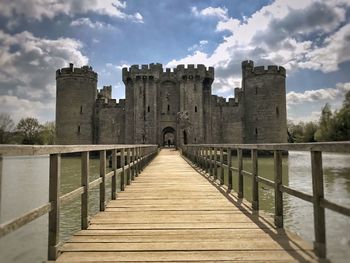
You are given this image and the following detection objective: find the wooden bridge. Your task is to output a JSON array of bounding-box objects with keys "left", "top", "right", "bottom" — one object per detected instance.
[{"left": 1, "top": 143, "right": 350, "bottom": 262}]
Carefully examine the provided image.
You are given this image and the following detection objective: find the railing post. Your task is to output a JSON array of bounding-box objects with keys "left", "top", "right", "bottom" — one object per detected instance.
[
  {"left": 311, "top": 151, "right": 326, "bottom": 258},
  {"left": 205, "top": 147, "right": 209, "bottom": 173},
  {"left": 81, "top": 152, "right": 89, "bottom": 229},
  {"left": 219, "top": 147, "right": 224, "bottom": 185},
  {"left": 136, "top": 147, "right": 140, "bottom": 176},
  {"left": 131, "top": 148, "right": 135, "bottom": 181},
  {"left": 214, "top": 147, "right": 218, "bottom": 180},
  {"left": 274, "top": 150, "right": 283, "bottom": 228},
  {"left": 251, "top": 149, "right": 259, "bottom": 210},
  {"left": 127, "top": 148, "right": 131, "bottom": 185},
  {"left": 111, "top": 149, "right": 117, "bottom": 200},
  {"left": 120, "top": 149, "right": 125, "bottom": 191},
  {"left": 99, "top": 150, "right": 106, "bottom": 211},
  {"left": 237, "top": 148, "right": 243, "bottom": 198},
  {"left": 209, "top": 147, "right": 213, "bottom": 177},
  {"left": 227, "top": 148, "right": 232, "bottom": 191},
  {"left": 48, "top": 153, "right": 61, "bottom": 260}
]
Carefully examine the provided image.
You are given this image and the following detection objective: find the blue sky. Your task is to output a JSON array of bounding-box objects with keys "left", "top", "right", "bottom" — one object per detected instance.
[{"left": 0, "top": 0, "right": 349, "bottom": 123}]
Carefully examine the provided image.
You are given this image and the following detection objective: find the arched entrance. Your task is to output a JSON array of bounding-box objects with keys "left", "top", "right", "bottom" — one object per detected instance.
[{"left": 162, "top": 127, "right": 176, "bottom": 147}]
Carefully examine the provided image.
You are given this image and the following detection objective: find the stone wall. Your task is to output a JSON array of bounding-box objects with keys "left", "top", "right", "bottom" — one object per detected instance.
[
  {"left": 242, "top": 60, "right": 287, "bottom": 143},
  {"left": 56, "top": 64, "right": 97, "bottom": 144}
]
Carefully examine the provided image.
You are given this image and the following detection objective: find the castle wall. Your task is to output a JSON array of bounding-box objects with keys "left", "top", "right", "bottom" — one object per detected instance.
[
  {"left": 56, "top": 64, "right": 97, "bottom": 144},
  {"left": 95, "top": 99, "right": 125, "bottom": 144},
  {"left": 56, "top": 61, "right": 287, "bottom": 146}
]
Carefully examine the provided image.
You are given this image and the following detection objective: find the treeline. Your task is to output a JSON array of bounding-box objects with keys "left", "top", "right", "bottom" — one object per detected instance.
[
  {"left": 0, "top": 115, "right": 55, "bottom": 145},
  {"left": 288, "top": 91, "right": 350, "bottom": 142}
]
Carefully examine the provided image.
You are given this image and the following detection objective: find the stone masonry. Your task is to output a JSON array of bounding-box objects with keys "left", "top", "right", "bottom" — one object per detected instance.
[{"left": 55, "top": 61, "right": 287, "bottom": 146}]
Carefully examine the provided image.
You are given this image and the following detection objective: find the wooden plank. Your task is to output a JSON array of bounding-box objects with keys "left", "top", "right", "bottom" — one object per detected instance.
[
  {"left": 311, "top": 151, "right": 326, "bottom": 258},
  {"left": 0, "top": 203, "right": 51, "bottom": 238},
  {"left": 81, "top": 151, "right": 89, "bottom": 230},
  {"left": 56, "top": 250, "right": 318, "bottom": 262},
  {"left": 111, "top": 149, "right": 117, "bottom": 200},
  {"left": 120, "top": 148, "right": 125, "bottom": 191},
  {"left": 237, "top": 148, "right": 243, "bottom": 198},
  {"left": 48, "top": 153, "right": 60, "bottom": 260},
  {"left": 61, "top": 239, "right": 313, "bottom": 251},
  {"left": 99, "top": 150, "right": 106, "bottom": 211},
  {"left": 274, "top": 150, "right": 283, "bottom": 228},
  {"left": 251, "top": 149, "right": 259, "bottom": 210}
]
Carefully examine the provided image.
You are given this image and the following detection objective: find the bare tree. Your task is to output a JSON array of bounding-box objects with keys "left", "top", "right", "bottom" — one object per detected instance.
[{"left": 0, "top": 113, "right": 15, "bottom": 144}]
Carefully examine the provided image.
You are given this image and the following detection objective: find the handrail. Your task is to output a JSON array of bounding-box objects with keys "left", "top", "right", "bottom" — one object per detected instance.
[
  {"left": 181, "top": 142, "right": 350, "bottom": 259},
  {"left": 0, "top": 144, "right": 158, "bottom": 260}
]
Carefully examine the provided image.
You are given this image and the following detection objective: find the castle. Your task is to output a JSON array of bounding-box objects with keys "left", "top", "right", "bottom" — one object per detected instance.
[{"left": 55, "top": 61, "right": 287, "bottom": 146}]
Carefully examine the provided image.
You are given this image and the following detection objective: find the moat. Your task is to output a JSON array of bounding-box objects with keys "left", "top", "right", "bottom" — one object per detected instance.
[{"left": 0, "top": 151, "right": 349, "bottom": 262}]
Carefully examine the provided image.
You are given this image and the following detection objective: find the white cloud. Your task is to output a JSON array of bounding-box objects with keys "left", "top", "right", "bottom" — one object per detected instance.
[
  {"left": 0, "top": 0, "right": 143, "bottom": 22},
  {"left": 287, "top": 83, "right": 350, "bottom": 105},
  {"left": 0, "top": 95, "right": 54, "bottom": 123},
  {"left": 299, "top": 24, "right": 350, "bottom": 72},
  {"left": 168, "top": 0, "right": 350, "bottom": 100},
  {"left": 192, "top": 6, "right": 229, "bottom": 20},
  {"left": 0, "top": 30, "right": 88, "bottom": 121},
  {"left": 187, "top": 40, "right": 208, "bottom": 52},
  {"left": 71, "top": 17, "right": 115, "bottom": 29}
]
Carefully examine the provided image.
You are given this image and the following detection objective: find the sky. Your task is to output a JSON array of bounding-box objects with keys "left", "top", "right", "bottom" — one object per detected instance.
[{"left": 0, "top": 0, "right": 350, "bottom": 123}]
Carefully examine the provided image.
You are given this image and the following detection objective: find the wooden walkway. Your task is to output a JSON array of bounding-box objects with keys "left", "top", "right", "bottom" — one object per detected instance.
[{"left": 56, "top": 149, "right": 319, "bottom": 262}]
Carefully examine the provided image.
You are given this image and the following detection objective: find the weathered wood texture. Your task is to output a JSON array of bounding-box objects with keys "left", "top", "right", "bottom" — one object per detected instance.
[{"left": 55, "top": 149, "right": 318, "bottom": 262}]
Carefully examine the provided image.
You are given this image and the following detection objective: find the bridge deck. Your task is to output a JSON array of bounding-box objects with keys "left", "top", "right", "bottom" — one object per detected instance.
[{"left": 56, "top": 149, "right": 318, "bottom": 262}]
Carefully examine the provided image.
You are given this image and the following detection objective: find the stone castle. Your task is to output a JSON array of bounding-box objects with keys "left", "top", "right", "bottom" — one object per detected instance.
[{"left": 55, "top": 61, "right": 287, "bottom": 146}]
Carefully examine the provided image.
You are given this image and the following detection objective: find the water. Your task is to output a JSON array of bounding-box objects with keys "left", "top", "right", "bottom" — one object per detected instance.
[{"left": 0, "top": 151, "right": 349, "bottom": 262}]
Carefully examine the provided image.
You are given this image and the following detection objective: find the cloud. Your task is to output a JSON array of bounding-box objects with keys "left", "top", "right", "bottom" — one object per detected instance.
[
  {"left": 168, "top": 0, "right": 350, "bottom": 100},
  {"left": 287, "top": 83, "right": 350, "bottom": 105},
  {"left": 0, "top": 30, "right": 88, "bottom": 121},
  {"left": 0, "top": 95, "right": 54, "bottom": 123},
  {"left": 71, "top": 17, "right": 115, "bottom": 29},
  {"left": 192, "top": 6, "right": 229, "bottom": 20},
  {"left": 187, "top": 40, "right": 208, "bottom": 52},
  {"left": 0, "top": 0, "right": 143, "bottom": 22},
  {"left": 299, "top": 24, "right": 350, "bottom": 72}
]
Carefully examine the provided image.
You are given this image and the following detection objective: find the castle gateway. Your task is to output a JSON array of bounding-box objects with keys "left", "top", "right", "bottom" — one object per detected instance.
[{"left": 55, "top": 61, "right": 287, "bottom": 146}]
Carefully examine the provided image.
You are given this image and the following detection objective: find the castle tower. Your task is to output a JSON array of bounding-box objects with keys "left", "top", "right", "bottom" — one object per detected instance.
[
  {"left": 175, "top": 64, "right": 214, "bottom": 145},
  {"left": 241, "top": 60, "right": 287, "bottom": 143},
  {"left": 122, "top": 64, "right": 163, "bottom": 144},
  {"left": 56, "top": 63, "right": 98, "bottom": 144}
]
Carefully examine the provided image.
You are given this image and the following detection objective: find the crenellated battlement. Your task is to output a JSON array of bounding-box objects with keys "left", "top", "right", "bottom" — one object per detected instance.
[
  {"left": 56, "top": 63, "right": 98, "bottom": 79},
  {"left": 122, "top": 63, "right": 214, "bottom": 82},
  {"left": 242, "top": 60, "right": 285, "bottom": 77},
  {"left": 96, "top": 97, "right": 125, "bottom": 109}
]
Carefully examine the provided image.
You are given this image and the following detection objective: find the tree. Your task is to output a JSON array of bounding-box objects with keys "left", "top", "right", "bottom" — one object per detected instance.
[
  {"left": 314, "top": 103, "right": 335, "bottom": 141},
  {"left": 41, "top": 121, "right": 55, "bottom": 145},
  {"left": 17, "top": 117, "right": 43, "bottom": 144},
  {"left": 334, "top": 90, "right": 350, "bottom": 140},
  {"left": 0, "top": 113, "right": 15, "bottom": 143},
  {"left": 303, "top": 122, "right": 318, "bottom": 142}
]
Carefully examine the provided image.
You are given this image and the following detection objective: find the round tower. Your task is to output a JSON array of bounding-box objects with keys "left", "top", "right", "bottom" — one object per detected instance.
[
  {"left": 241, "top": 61, "right": 287, "bottom": 143},
  {"left": 56, "top": 63, "right": 98, "bottom": 144}
]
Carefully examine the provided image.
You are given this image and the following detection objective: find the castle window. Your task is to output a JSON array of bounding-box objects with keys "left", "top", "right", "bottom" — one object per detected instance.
[
  {"left": 167, "top": 104, "right": 170, "bottom": 112},
  {"left": 255, "top": 87, "right": 258, "bottom": 95},
  {"left": 276, "top": 106, "right": 279, "bottom": 116},
  {"left": 255, "top": 128, "right": 258, "bottom": 135},
  {"left": 147, "top": 106, "right": 150, "bottom": 112},
  {"left": 80, "top": 106, "right": 83, "bottom": 114},
  {"left": 195, "top": 106, "right": 197, "bottom": 112},
  {"left": 77, "top": 125, "right": 81, "bottom": 134}
]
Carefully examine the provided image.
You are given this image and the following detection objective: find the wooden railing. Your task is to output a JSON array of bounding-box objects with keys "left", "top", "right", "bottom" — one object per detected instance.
[
  {"left": 182, "top": 142, "right": 350, "bottom": 258},
  {"left": 0, "top": 144, "right": 158, "bottom": 260}
]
